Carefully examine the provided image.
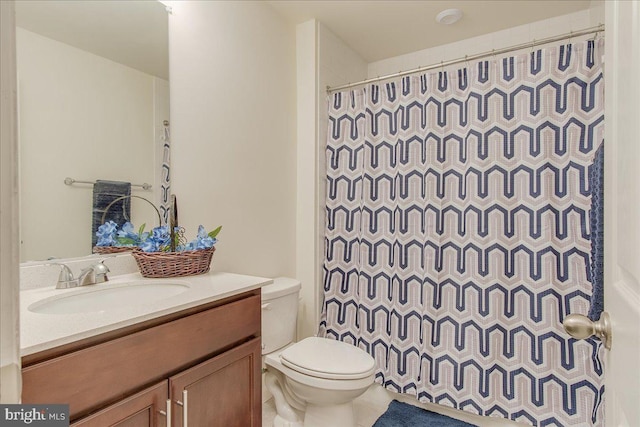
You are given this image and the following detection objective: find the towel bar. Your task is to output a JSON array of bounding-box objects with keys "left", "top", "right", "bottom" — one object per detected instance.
[{"left": 64, "top": 177, "right": 152, "bottom": 191}]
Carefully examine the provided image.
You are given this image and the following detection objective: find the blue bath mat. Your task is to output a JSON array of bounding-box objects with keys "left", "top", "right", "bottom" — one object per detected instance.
[{"left": 373, "top": 400, "right": 478, "bottom": 427}]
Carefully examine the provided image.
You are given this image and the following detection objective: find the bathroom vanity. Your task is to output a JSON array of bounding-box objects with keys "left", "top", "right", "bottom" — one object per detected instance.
[{"left": 20, "top": 271, "right": 270, "bottom": 426}]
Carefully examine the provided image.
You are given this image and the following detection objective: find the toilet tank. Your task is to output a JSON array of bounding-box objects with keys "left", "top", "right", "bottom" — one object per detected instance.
[{"left": 261, "top": 277, "right": 301, "bottom": 355}]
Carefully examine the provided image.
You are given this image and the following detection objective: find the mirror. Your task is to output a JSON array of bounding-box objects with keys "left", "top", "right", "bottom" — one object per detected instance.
[{"left": 16, "top": 0, "right": 169, "bottom": 262}]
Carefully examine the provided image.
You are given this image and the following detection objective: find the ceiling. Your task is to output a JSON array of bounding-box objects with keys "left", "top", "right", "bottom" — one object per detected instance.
[
  {"left": 14, "top": 1, "right": 593, "bottom": 80},
  {"left": 15, "top": 0, "right": 169, "bottom": 80},
  {"left": 267, "top": 0, "right": 593, "bottom": 63}
]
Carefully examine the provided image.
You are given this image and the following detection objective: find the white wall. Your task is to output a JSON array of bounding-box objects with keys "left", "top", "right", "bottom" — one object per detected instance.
[
  {"left": 368, "top": 9, "right": 596, "bottom": 78},
  {"left": 16, "top": 28, "right": 164, "bottom": 261},
  {"left": 296, "top": 20, "right": 319, "bottom": 339},
  {"left": 0, "top": 0, "right": 21, "bottom": 404},
  {"left": 296, "top": 20, "right": 367, "bottom": 339},
  {"left": 168, "top": 1, "right": 296, "bottom": 278},
  {"left": 590, "top": 0, "right": 605, "bottom": 26}
]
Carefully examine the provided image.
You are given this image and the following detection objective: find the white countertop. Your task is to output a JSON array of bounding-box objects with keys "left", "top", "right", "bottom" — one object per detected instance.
[{"left": 20, "top": 271, "right": 272, "bottom": 357}]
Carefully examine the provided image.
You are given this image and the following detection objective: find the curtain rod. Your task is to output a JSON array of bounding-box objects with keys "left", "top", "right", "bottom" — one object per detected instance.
[{"left": 327, "top": 24, "right": 604, "bottom": 93}]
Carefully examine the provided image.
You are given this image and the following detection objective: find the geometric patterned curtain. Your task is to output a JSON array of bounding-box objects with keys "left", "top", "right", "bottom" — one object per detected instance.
[
  {"left": 320, "top": 39, "right": 605, "bottom": 426},
  {"left": 159, "top": 123, "right": 171, "bottom": 226}
]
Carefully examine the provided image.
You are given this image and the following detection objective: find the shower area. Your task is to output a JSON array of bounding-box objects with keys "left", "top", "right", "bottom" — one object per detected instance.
[{"left": 317, "top": 25, "right": 605, "bottom": 427}]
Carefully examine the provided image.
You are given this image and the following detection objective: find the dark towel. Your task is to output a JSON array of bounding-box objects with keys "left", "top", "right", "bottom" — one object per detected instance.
[
  {"left": 91, "top": 180, "right": 131, "bottom": 247},
  {"left": 373, "top": 400, "right": 478, "bottom": 427},
  {"left": 588, "top": 143, "right": 604, "bottom": 321}
]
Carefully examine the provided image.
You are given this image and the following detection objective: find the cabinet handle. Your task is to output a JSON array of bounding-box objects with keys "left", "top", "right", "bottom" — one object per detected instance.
[
  {"left": 159, "top": 399, "right": 172, "bottom": 427},
  {"left": 176, "top": 390, "right": 188, "bottom": 427}
]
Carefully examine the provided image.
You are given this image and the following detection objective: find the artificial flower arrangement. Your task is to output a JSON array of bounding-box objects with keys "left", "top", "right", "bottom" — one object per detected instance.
[
  {"left": 95, "top": 221, "right": 222, "bottom": 277},
  {"left": 96, "top": 221, "right": 221, "bottom": 252}
]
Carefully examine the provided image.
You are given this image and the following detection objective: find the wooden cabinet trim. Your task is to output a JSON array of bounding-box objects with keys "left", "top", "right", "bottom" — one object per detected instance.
[
  {"left": 23, "top": 289, "right": 260, "bottom": 366},
  {"left": 71, "top": 382, "right": 167, "bottom": 427}
]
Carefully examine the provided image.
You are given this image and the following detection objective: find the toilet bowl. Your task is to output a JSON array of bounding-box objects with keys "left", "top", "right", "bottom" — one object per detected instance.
[{"left": 262, "top": 278, "right": 376, "bottom": 427}]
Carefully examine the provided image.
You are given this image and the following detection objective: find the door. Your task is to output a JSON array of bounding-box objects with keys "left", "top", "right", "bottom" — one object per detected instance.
[
  {"left": 169, "top": 338, "right": 262, "bottom": 427},
  {"left": 604, "top": 1, "right": 640, "bottom": 426},
  {"left": 71, "top": 382, "right": 168, "bottom": 427}
]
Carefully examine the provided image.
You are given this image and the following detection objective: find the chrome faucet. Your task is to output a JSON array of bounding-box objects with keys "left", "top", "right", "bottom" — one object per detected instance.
[
  {"left": 53, "top": 260, "right": 110, "bottom": 289},
  {"left": 77, "top": 262, "right": 109, "bottom": 286},
  {"left": 54, "top": 263, "right": 77, "bottom": 289}
]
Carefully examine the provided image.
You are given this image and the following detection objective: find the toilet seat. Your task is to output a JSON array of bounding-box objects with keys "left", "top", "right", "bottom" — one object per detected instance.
[
  {"left": 280, "top": 337, "right": 375, "bottom": 380},
  {"left": 265, "top": 351, "right": 375, "bottom": 392}
]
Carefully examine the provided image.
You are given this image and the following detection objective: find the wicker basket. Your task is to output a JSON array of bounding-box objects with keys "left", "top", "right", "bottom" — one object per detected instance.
[
  {"left": 93, "top": 246, "right": 133, "bottom": 255},
  {"left": 131, "top": 247, "right": 215, "bottom": 278}
]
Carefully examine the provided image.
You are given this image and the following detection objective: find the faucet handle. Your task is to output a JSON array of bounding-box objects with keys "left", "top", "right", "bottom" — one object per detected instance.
[
  {"left": 49, "top": 263, "right": 77, "bottom": 289},
  {"left": 57, "top": 264, "right": 74, "bottom": 281},
  {"left": 93, "top": 259, "right": 110, "bottom": 283}
]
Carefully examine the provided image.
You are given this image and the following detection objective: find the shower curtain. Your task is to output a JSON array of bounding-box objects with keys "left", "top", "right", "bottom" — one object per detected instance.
[
  {"left": 320, "top": 40, "right": 605, "bottom": 426},
  {"left": 160, "top": 124, "right": 171, "bottom": 225}
]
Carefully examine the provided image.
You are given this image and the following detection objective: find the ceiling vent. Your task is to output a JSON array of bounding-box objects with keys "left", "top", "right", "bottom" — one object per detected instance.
[{"left": 436, "top": 9, "right": 463, "bottom": 25}]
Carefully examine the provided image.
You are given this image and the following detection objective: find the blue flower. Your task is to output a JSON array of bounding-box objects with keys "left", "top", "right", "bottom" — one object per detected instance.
[
  {"left": 197, "top": 225, "right": 208, "bottom": 239},
  {"left": 117, "top": 222, "right": 136, "bottom": 237},
  {"left": 140, "top": 226, "right": 172, "bottom": 252},
  {"left": 182, "top": 225, "right": 217, "bottom": 251},
  {"left": 96, "top": 221, "right": 118, "bottom": 246},
  {"left": 140, "top": 239, "right": 160, "bottom": 252},
  {"left": 152, "top": 225, "right": 170, "bottom": 241},
  {"left": 115, "top": 222, "right": 141, "bottom": 246}
]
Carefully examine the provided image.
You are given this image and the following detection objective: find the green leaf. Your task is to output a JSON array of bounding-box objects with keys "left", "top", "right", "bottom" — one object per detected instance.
[
  {"left": 138, "top": 223, "right": 146, "bottom": 236},
  {"left": 115, "top": 236, "right": 137, "bottom": 245},
  {"left": 208, "top": 225, "right": 222, "bottom": 239}
]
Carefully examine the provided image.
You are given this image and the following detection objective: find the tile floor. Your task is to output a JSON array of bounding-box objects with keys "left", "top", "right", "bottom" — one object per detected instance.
[
  {"left": 262, "top": 384, "right": 522, "bottom": 427},
  {"left": 261, "top": 385, "right": 411, "bottom": 427}
]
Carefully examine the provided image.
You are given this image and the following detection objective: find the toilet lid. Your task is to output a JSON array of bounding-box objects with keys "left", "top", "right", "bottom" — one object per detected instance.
[{"left": 280, "top": 337, "right": 376, "bottom": 380}]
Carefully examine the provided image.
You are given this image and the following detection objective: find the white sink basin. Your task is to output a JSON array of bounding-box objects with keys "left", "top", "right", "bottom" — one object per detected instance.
[{"left": 28, "top": 281, "right": 190, "bottom": 315}]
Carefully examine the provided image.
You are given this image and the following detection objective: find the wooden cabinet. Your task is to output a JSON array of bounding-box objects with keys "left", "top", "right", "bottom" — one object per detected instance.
[
  {"left": 170, "top": 339, "right": 261, "bottom": 427},
  {"left": 22, "top": 290, "right": 262, "bottom": 426},
  {"left": 69, "top": 339, "right": 261, "bottom": 427}
]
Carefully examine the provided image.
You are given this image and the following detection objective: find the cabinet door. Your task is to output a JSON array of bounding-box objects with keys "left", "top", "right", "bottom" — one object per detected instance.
[
  {"left": 71, "top": 382, "right": 169, "bottom": 427},
  {"left": 169, "top": 338, "right": 261, "bottom": 427}
]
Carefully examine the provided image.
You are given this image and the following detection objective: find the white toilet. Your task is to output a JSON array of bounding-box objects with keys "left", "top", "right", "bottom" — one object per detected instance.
[{"left": 261, "top": 277, "right": 376, "bottom": 427}]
